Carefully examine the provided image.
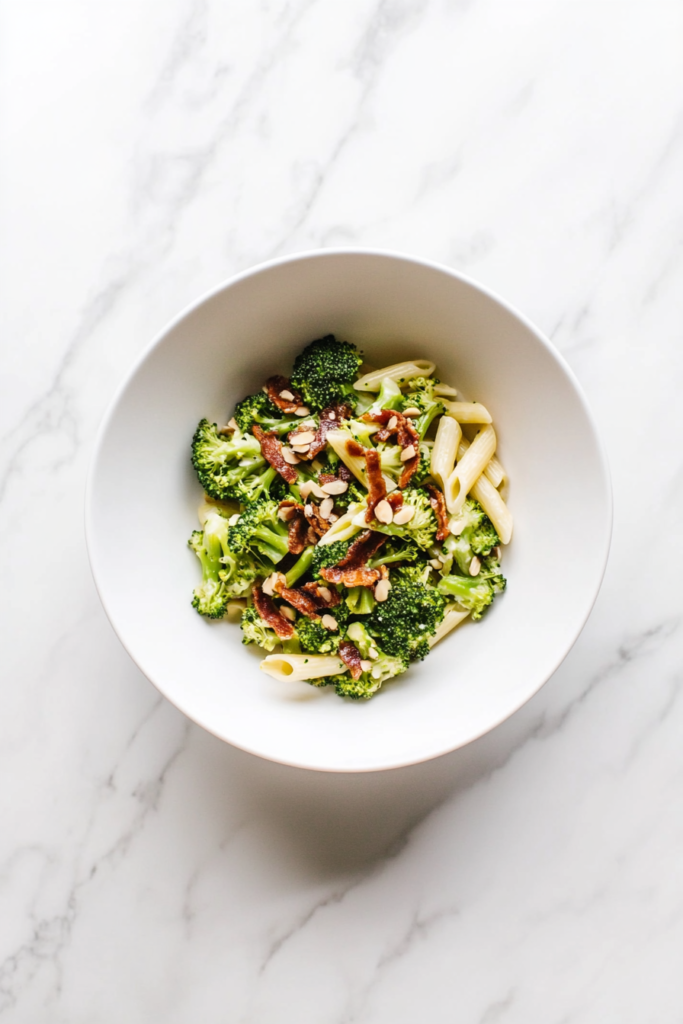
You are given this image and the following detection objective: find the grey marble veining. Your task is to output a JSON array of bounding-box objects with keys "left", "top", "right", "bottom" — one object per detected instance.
[{"left": 2, "top": 0, "right": 683, "bottom": 1020}]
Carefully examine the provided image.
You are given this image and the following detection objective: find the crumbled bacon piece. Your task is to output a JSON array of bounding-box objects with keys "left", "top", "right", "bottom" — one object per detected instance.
[
  {"left": 362, "top": 409, "right": 421, "bottom": 489},
  {"left": 339, "top": 641, "right": 363, "bottom": 680},
  {"left": 252, "top": 586, "right": 295, "bottom": 639},
  {"left": 278, "top": 500, "right": 310, "bottom": 554},
  {"left": 337, "top": 530, "right": 387, "bottom": 568},
  {"left": 272, "top": 577, "right": 322, "bottom": 620},
  {"left": 303, "top": 502, "right": 330, "bottom": 538},
  {"left": 252, "top": 425, "right": 297, "bottom": 483},
  {"left": 364, "top": 448, "right": 387, "bottom": 523},
  {"left": 289, "top": 402, "right": 354, "bottom": 460},
  {"left": 387, "top": 492, "right": 404, "bottom": 512},
  {"left": 301, "top": 581, "right": 341, "bottom": 608},
  {"left": 425, "top": 484, "right": 450, "bottom": 541},
  {"left": 265, "top": 376, "right": 304, "bottom": 414},
  {"left": 320, "top": 565, "right": 381, "bottom": 588}
]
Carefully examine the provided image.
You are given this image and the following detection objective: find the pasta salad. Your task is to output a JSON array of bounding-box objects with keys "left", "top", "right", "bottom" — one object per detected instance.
[{"left": 188, "top": 335, "right": 512, "bottom": 699}]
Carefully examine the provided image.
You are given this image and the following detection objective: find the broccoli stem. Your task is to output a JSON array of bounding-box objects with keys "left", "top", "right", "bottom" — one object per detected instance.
[
  {"left": 285, "top": 546, "right": 315, "bottom": 587},
  {"left": 415, "top": 404, "right": 443, "bottom": 439},
  {"left": 437, "top": 574, "right": 482, "bottom": 599},
  {"left": 368, "top": 550, "right": 413, "bottom": 568},
  {"left": 346, "top": 586, "right": 376, "bottom": 615}
]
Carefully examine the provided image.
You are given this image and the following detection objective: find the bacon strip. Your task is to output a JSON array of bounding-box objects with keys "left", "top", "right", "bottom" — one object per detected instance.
[
  {"left": 362, "top": 410, "right": 421, "bottom": 489},
  {"left": 426, "top": 484, "right": 450, "bottom": 541},
  {"left": 339, "top": 641, "right": 363, "bottom": 680},
  {"left": 252, "top": 586, "right": 295, "bottom": 639},
  {"left": 338, "top": 530, "right": 386, "bottom": 568},
  {"left": 252, "top": 425, "right": 297, "bottom": 483},
  {"left": 272, "top": 578, "right": 322, "bottom": 620},
  {"left": 364, "top": 448, "right": 387, "bottom": 523},
  {"left": 301, "top": 581, "right": 341, "bottom": 608},
  {"left": 265, "top": 375, "right": 303, "bottom": 414},
  {"left": 278, "top": 500, "right": 309, "bottom": 554},
  {"left": 289, "top": 402, "right": 354, "bottom": 460},
  {"left": 320, "top": 565, "right": 381, "bottom": 588},
  {"left": 387, "top": 492, "right": 404, "bottom": 512}
]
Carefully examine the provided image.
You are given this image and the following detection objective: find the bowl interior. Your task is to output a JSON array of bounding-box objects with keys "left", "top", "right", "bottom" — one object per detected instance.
[{"left": 87, "top": 252, "right": 611, "bottom": 771}]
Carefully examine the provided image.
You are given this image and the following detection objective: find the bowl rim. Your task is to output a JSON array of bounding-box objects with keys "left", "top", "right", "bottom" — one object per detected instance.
[{"left": 85, "top": 247, "right": 613, "bottom": 772}]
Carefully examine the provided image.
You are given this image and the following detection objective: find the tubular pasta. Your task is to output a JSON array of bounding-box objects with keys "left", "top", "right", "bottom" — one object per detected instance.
[
  {"left": 484, "top": 454, "right": 507, "bottom": 490},
  {"left": 429, "top": 606, "right": 470, "bottom": 647},
  {"left": 442, "top": 400, "right": 492, "bottom": 424},
  {"left": 430, "top": 415, "right": 461, "bottom": 492},
  {"left": 354, "top": 360, "right": 436, "bottom": 392},
  {"left": 260, "top": 654, "right": 347, "bottom": 681},
  {"left": 433, "top": 383, "right": 458, "bottom": 397},
  {"left": 444, "top": 425, "right": 496, "bottom": 516},
  {"left": 454, "top": 437, "right": 513, "bottom": 543}
]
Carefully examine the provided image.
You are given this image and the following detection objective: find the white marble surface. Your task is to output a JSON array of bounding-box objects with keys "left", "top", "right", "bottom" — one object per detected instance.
[{"left": 2, "top": 0, "right": 683, "bottom": 1019}]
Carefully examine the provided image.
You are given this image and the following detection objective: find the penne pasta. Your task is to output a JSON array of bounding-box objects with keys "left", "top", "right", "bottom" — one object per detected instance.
[
  {"left": 317, "top": 504, "right": 364, "bottom": 545},
  {"left": 484, "top": 454, "right": 507, "bottom": 490},
  {"left": 429, "top": 606, "right": 470, "bottom": 647},
  {"left": 470, "top": 471, "right": 513, "bottom": 545},
  {"left": 453, "top": 437, "right": 513, "bottom": 543},
  {"left": 354, "top": 360, "right": 436, "bottom": 391},
  {"left": 442, "top": 400, "right": 492, "bottom": 424},
  {"left": 444, "top": 425, "right": 497, "bottom": 516},
  {"left": 260, "top": 654, "right": 347, "bottom": 682},
  {"left": 430, "top": 415, "right": 461, "bottom": 492},
  {"left": 433, "top": 383, "right": 458, "bottom": 397}
]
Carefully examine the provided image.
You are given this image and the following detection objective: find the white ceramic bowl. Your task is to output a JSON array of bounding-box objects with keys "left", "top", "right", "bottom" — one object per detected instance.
[{"left": 86, "top": 250, "right": 611, "bottom": 772}]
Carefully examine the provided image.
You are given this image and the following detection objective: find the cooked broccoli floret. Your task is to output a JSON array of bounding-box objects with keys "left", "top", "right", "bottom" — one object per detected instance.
[
  {"left": 188, "top": 508, "right": 254, "bottom": 618},
  {"left": 335, "top": 621, "right": 408, "bottom": 699},
  {"left": 366, "top": 377, "right": 404, "bottom": 417},
  {"left": 367, "top": 536, "right": 420, "bottom": 568},
  {"left": 310, "top": 539, "right": 352, "bottom": 579},
  {"left": 353, "top": 487, "right": 437, "bottom": 550},
  {"left": 367, "top": 566, "right": 446, "bottom": 662},
  {"left": 411, "top": 442, "right": 433, "bottom": 486},
  {"left": 327, "top": 478, "right": 365, "bottom": 511},
  {"left": 437, "top": 571, "right": 506, "bottom": 620},
  {"left": 290, "top": 335, "right": 363, "bottom": 412},
  {"left": 440, "top": 499, "right": 500, "bottom": 575},
  {"left": 345, "top": 586, "right": 376, "bottom": 614},
  {"left": 297, "top": 614, "right": 346, "bottom": 655},
  {"left": 240, "top": 605, "right": 281, "bottom": 651},
  {"left": 233, "top": 392, "right": 301, "bottom": 435},
  {"left": 227, "top": 498, "right": 290, "bottom": 565},
  {"left": 191, "top": 419, "right": 285, "bottom": 502},
  {"left": 400, "top": 377, "right": 444, "bottom": 439}
]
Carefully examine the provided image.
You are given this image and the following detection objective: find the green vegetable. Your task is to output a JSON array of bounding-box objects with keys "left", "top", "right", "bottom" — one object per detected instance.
[
  {"left": 310, "top": 539, "right": 352, "bottom": 579},
  {"left": 240, "top": 605, "right": 281, "bottom": 651},
  {"left": 191, "top": 419, "right": 286, "bottom": 503},
  {"left": 401, "top": 377, "right": 444, "bottom": 439},
  {"left": 355, "top": 487, "right": 437, "bottom": 550},
  {"left": 437, "top": 571, "right": 506, "bottom": 620},
  {"left": 188, "top": 509, "right": 256, "bottom": 618},
  {"left": 233, "top": 391, "right": 301, "bottom": 435},
  {"left": 285, "top": 546, "right": 316, "bottom": 587},
  {"left": 345, "top": 586, "right": 376, "bottom": 615},
  {"left": 367, "top": 566, "right": 446, "bottom": 662},
  {"left": 366, "top": 377, "right": 403, "bottom": 416},
  {"left": 440, "top": 499, "right": 500, "bottom": 575},
  {"left": 227, "top": 498, "right": 290, "bottom": 565},
  {"left": 334, "top": 621, "right": 407, "bottom": 699},
  {"left": 290, "top": 335, "right": 362, "bottom": 411}
]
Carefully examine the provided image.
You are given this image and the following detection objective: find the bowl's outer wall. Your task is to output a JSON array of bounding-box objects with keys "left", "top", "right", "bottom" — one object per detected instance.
[{"left": 87, "top": 252, "right": 611, "bottom": 771}]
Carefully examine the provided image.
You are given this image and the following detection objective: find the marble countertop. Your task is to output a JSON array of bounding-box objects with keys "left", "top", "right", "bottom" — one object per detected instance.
[{"left": 3, "top": 1, "right": 683, "bottom": 1020}]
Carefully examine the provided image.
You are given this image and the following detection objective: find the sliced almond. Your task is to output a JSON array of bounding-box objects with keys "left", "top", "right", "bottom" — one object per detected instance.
[
  {"left": 387, "top": 416, "right": 398, "bottom": 430},
  {"left": 280, "top": 606, "right": 296, "bottom": 621},
  {"left": 469, "top": 556, "right": 482, "bottom": 576},
  {"left": 368, "top": 647, "right": 379, "bottom": 660},
  {"left": 328, "top": 514, "right": 339, "bottom": 523},
  {"left": 299, "top": 479, "right": 327, "bottom": 500},
  {"left": 360, "top": 660, "right": 372, "bottom": 673},
  {"left": 328, "top": 411, "right": 336, "bottom": 420},
  {"left": 321, "top": 614, "right": 338, "bottom": 631},
  {"left": 374, "top": 500, "right": 393, "bottom": 524},
  {"left": 279, "top": 389, "right": 294, "bottom": 401},
  {"left": 228, "top": 513, "right": 241, "bottom": 526},
  {"left": 400, "top": 444, "right": 416, "bottom": 462},
  {"left": 278, "top": 505, "right": 298, "bottom": 521},
  {"left": 295, "top": 406, "right": 310, "bottom": 417},
  {"left": 374, "top": 579, "right": 390, "bottom": 602},
  {"left": 392, "top": 505, "right": 415, "bottom": 525},
  {"left": 291, "top": 444, "right": 311, "bottom": 454},
  {"left": 402, "top": 407, "right": 421, "bottom": 417},
  {"left": 282, "top": 447, "right": 300, "bottom": 465},
  {"left": 321, "top": 479, "right": 348, "bottom": 495},
  {"left": 492, "top": 545, "right": 502, "bottom": 560},
  {"left": 262, "top": 574, "right": 276, "bottom": 596},
  {"left": 430, "top": 558, "right": 443, "bottom": 570},
  {"left": 317, "top": 586, "right": 332, "bottom": 603},
  {"left": 319, "top": 497, "right": 335, "bottom": 520},
  {"left": 291, "top": 430, "right": 316, "bottom": 445}
]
